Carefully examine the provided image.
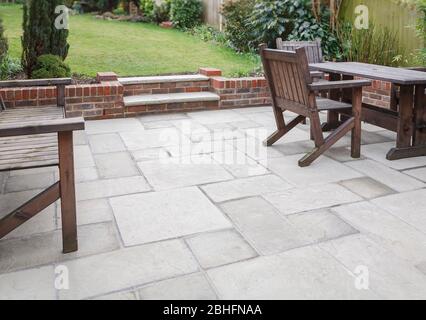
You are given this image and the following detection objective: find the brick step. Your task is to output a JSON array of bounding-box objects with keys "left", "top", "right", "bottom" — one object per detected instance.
[
  {"left": 119, "top": 74, "right": 211, "bottom": 97},
  {"left": 124, "top": 92, "right": 220, "bottom": 115}
]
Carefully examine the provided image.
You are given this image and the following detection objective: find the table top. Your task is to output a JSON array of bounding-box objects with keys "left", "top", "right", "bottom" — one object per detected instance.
[{"left": 309, "top": 62, "right": 426, "bottom": 85}]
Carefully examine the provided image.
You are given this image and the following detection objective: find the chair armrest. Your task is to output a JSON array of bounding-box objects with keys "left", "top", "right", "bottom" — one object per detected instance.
[
  {"left": 0, "top": 117, "right": 85, "bottom": 138},
  {"left": 310, "top": 71, "right": 324, "bottom": 79},
  {"left": 308, "top": 80, "right": 372, "bottom": 91},
  {"left": 0, "top": 78, "right": 72, "bottom": 89}
]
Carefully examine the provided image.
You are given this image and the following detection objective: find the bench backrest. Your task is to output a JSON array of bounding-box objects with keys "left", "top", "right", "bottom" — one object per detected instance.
[
  {"left": 260, "top": 44, "right": 315, "bottom": 114},
  {"left": 276, "top": 38, "right": 323, "bottom": 64},
  {"left": 0, "top": 78, "right": 72, "bottom": 111}
]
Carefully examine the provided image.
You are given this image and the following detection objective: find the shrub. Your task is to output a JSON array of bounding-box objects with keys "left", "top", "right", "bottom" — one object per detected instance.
[
  {"left": 140, "top": 0, "right": 155, "bottom": 20},
  {"left": 0, "top": 17, "right": 8, "bottom": 64},
  {"left": 22, "top": 0, "right": 70, "bottom": 77},
  {"left": 337, "top": 22, "right": 405, "bottom": 67},
  {"left": 287, "top": 2, "right": 342, "bottom": 61},
  {"left": 221, "top": 0, "right": 256, "bottom": 52},
  {"left": 188, "top": 25, "right": 226, "bottom": 44},
  {"left": 31, "top": 54, "right": 71, "bottom": 79},
  {"left": 154, "top": 0, "right": 172, "bottom": 24},
  {"left": 170, "top": 0, "right": 203, "bottom": 29},
  {"left": 250, "top": 0, "right": 296, "bottom": 48},
  {"left": 0, "top": 57, "right": 23, "bottom": 80}
]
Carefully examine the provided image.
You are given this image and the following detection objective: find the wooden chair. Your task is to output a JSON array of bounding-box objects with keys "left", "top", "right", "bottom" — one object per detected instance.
[
  {"left": 0, "top": 78, "right": 84, "bottom": 253},
  {"left": 260, "top": 45, "right": 371, "bottom": 167},
  {"left": 276, "top": 38, "right": 323, "bottom": 63}
]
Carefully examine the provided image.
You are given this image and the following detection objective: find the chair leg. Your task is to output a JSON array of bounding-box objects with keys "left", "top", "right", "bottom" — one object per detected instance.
[
  {"left": 351, "top": 87, "right": 362, "bottom": 158},
  {"left": 58, "top": 131, "right": 78, "bottom": 254},
  {"left": 264, "top": 115, "right": 306, "bottom": 146},
  {"left": 299, "top": 117, "right": 354, "bottom": 167}
]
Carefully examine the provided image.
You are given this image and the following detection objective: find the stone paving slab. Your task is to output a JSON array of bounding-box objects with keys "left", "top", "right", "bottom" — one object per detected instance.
[
  {"left": 110, "top": 187, "right": 231, "bottom": 246},
  {"left": 207, "top": 245, "right": 378, "bottom": 300},
  {"left": 94, "top": 152, "right": 140, "bottom": 179},
  {"left": 59, "top": 240, "right": 199, "bottom": 300},
  {"left": 361, "top": 142, "right": 426, "bottom": 170},
  {"left": 85, "top": 118, "right": 144, "bottom": 135},
  {"left": 339, "top": 177, "right": 395, "bottom": 200},
  {"left": 320, "top": 234, "right": 426, "bottom": 299},
  {"left": 76, "top": 176, "right": 151, "bottom": 201},
  {"left": 266, "top": 155, "right": 363, "bottom": 187},
  {"left": 332, "top": 201, "right": 426, "bottom": 265},
  {"left": 346, "top": 159, "right": 425, "bottom": 192},
  {"left": 0, "top": 266, "right": 55, "bottom": 300},
  {"left": 220, "top": 197, "right": 312, "bottom": 255},
  {"left": 120, "top": 128, "right": 189, "bottom": 150},
  {"left": 137, "top": 273, "right": 218, "bottom": 300},
  {"left": 88, "top": 133, "right": 126, "bottom": 154},
  {"left": 371, "top": 189, "right": 426, "bottom": 233},
  {"left": 404, "top": 167, "right": 426, "bottom": 182},
  {"left": 186, "top": 229, "right": 257, "bottom": 269},
  {"left": 201, "top": 175, "right": 293, "bottom": 203},
  {"left": 286, "top": 209, "right": 359, "bottom": 243},
  {"left": 0, "top": 222, "right": 119, "bottom": 274},
  {"left": 264, "top": 183, "right": 362, "bottom": 215},
  {"left": 4, "top": 172, "right": 55, "bottom": 193},
  {"left": 138, "top": 155, "right": 233, "bottom": 190}
]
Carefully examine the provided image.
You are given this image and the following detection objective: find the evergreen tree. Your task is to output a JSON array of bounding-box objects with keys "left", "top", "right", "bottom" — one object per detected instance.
[
  {"left": 0, "top": 17, "right": 8, "bottom": 63},
  {"left": 21, "top": 0, "right": 70, "bottom": 76}
]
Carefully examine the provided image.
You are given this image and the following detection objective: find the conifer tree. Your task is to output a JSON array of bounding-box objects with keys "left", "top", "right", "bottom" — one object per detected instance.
[
  {"left": 21, "top": 0, "right": 70, "bottom": 76},
  {"left": 0, "top": 17, "right": 8, "bottom": 63}
]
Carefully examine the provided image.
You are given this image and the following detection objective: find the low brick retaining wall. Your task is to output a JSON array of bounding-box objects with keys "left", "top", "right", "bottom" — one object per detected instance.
[
  {"left": 210, "top": 76, "right": 271, "bottom": 108},
  {"left": 0, "top": 68, "right": 392, "bottom": 120}
]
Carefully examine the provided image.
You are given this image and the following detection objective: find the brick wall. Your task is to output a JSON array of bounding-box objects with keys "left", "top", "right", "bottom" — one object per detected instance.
[
  {"left": 210, "top": 77, "right": 271, "bottom": 109},
  {"left": 65, "top": 81, "right": 124, "bottom": 119},
  {"left": 0, "top": 69, "right": 393, "bottom": 120}
]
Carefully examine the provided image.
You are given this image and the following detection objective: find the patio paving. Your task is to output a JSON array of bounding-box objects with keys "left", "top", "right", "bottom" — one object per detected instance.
[{"left": 1, "top": 106, "right": 426, "bottom": 300}]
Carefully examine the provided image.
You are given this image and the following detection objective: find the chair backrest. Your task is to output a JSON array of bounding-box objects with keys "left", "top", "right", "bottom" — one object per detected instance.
[
  {"left": 276, "top": 38, "right": 323, "bottom": 63},
  {"left": 260, "top": 44, "right": 314, "bottom": 114}
]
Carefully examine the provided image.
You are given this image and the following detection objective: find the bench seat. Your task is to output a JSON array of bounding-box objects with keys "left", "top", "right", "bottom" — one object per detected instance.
[{"left": 0, "top": 106, "right": 64, "bottom": 171}]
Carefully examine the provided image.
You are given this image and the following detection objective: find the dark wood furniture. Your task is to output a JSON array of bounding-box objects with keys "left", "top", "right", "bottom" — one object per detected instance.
[
  {"left": 260, "top": 45, "right": 371, "bottom": 167},
  {"left": 276, "top": 38, "right": 323, "bottom": 63},
  {"left": 0, "top": 78, "right": 84, "bottom": 253},
  {"left": 310, "top": 62, "right": 426, "bottom": 160}
]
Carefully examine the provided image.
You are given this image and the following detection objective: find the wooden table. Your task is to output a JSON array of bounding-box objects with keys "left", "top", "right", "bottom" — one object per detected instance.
[{"left": 310, "top": 62, "right": 426, "bottom": 160}]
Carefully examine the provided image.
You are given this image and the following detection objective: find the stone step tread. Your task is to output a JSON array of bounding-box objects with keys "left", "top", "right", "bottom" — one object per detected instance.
[
  {"left": 118, "top": 74, "right": 209, "bottom": 85},
  {"left": 124, "top": 92, "right": 220, "bottom": 106}
]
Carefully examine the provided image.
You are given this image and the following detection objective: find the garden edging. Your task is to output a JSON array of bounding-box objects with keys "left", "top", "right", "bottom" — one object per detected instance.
[{"left": 0, "top": 68, "right": 392, "bottom": 120}]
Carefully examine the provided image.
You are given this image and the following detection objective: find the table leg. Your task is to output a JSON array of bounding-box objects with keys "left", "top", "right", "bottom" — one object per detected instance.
[
  {"left": 413, "top": 84, "right": 426, "bottom": 146},
  {"left": 386, "top": 85, "right": 426, "bottom": 160},
  {"left": 322, "top": 72, "right": 341, "bottom": 132}
]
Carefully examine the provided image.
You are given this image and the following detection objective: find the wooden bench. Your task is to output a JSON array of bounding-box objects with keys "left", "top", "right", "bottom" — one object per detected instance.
[{"left": 0, "top": 78, "right": 85, "bottom": 253}]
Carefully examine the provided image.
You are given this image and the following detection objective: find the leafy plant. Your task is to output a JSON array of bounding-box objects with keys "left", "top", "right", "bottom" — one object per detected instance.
[
  {"left": 153, "top": 0, "right": 172, "bottom": 24},
  {"left": 188, "top": 24, "right": 226, "bottom": 44},
  {"left": 0, "top": 57, "right": 23, "bottom": 80},
  {"left": 221, "top": 0, "right": 256, "bottom": 52},
  {"left": 170, "top": 0, "right": 203, "bottom": 29},
  {"left": 337, "top": 22, "right": 405, "bottom": 67},
  {"left": 140, "top": 0, "right": 155, "bottom": 20},
  {"left": 287, "top": 1, "right": 342, "bottom": 61},
  {"left": 31, "top": 54, "right": 71, "bottom": 79},
  {"left": 414, "top": 0, "right": 426, "bottom": 65},
  {"left": 21, "top": 0, "right": 70, "bottom": 77}
]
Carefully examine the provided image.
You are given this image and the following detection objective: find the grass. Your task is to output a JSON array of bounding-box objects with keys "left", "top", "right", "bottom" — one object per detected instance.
[{"left": 0, "top": 3, "right": 260, "bottom": 77}]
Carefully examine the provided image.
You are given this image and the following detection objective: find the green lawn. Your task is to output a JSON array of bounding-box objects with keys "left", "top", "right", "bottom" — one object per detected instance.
[{"left": 0, "top": 4, "right": 259, "bottom": 77}]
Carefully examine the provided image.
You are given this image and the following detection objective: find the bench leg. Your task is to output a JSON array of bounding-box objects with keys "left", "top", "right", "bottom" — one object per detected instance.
[{"left": 58, "top": 131, "right": 78, "bottom": 253}]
